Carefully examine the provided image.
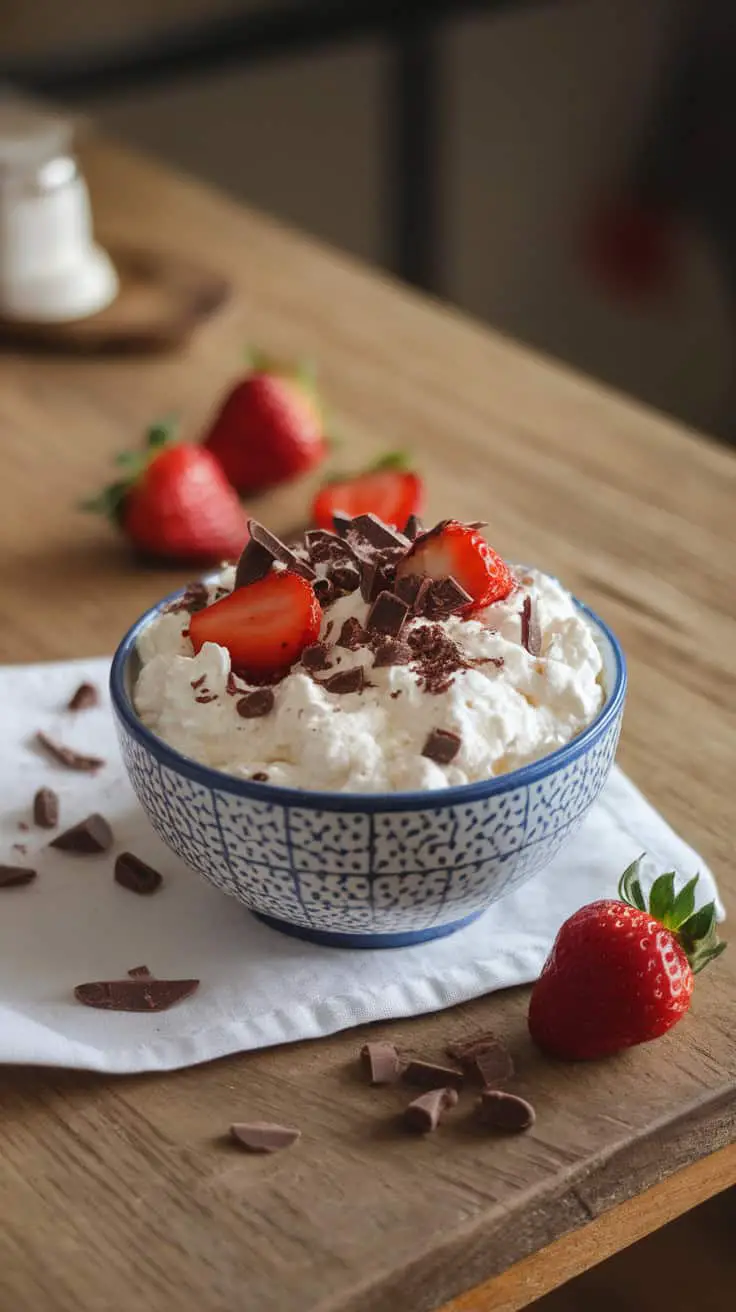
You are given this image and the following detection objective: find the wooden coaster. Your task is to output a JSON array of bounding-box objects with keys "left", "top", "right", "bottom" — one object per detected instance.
[{"left": 0, "top": 245, "right": 230, "bottom": 353}]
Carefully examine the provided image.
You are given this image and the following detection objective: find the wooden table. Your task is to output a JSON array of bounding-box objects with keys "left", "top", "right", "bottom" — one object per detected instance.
[{"left": 1, "top": 139, "right": 734, "bottom": 1312}]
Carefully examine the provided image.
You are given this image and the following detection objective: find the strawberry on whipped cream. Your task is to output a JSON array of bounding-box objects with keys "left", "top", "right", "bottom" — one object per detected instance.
[{"left": 134, "top": 515, "right": 605, "bottom": 792}]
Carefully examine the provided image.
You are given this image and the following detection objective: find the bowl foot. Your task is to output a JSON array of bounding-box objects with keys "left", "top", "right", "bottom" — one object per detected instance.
[{"left": 251, "top": 908, "right": 485, "bottom": 949}]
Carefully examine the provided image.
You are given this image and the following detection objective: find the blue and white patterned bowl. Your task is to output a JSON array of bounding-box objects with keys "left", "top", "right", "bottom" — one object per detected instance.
[{"left": 110, "top": 591, "right": 626, "bottom": 948}]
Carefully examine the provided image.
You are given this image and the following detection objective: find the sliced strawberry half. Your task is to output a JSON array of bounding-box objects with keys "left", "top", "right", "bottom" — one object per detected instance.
[
  {"left": 396, "top": 520, "right": 513, "bottom": 612},
  {"left": 312, "top": 454, "right": 422, "bottom": 531},
  {"left": 189, "top": 571, "right": 321, "bottom": 678}
]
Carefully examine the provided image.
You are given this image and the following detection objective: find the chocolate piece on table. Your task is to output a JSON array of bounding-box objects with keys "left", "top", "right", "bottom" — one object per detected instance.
[
  {"left": 301, "top": 642, "right": 331, "bottom": 671},
  {"left": 50, "top": 813, "right": 113, "bottom": 854},
  {"left": 403, "top": 1059, "right": 464, "bottom": 1091},
  {"left": 127, "top": 965, "right": 153, "bottom": 978},
  {"left": 446, "top": 1032, "right": 515, "bottom": 1086},
  {"left": 360, "top": 1041, "right": 402, "bottom": 1085},
  {"left": 421, "top": 728, "right": 461, "bottom": 765},
  {"left": 74, "top": 978, "right": 199, "bottom": 1012},
  {"left": 35, "top": 731, "right": 104, "bottom": 773},
  {"left": 403, "top": 514, "right": 423, "bottom": 540},
  {"left": 372, "top": 638, "right": 412, "bottom": 669},
  {"left": 236, "top": 688, "right": 275, "bottom": 719},
  {"left": 347, "top": 513, "right": 409, "bottom": 551},
  {"left": 476, "top": 1090, "right": 536, "bottom": 1132},
  {"left": 312, "top": 576, "right": 336, "bottom": 607},
  {"left": 520, "top": 595, "right": 542, "bottom": 657},
  {"left": 114, "top": 852, "right": 163, "bottom": 896},
  {"left": 424, "top": 576, "right": 473, "bottom": 620},
  {"left": 33, "top": 785, "right": 59, "bottom": 829},
  {"left": 403, "top": 1088, "right": 458, "bottom": 1134},
  {"left": 230, "top": 1122, "right": 301, "bottom": 1153},
  {"left": 366, "top": 590, "right": 409, "bottom": 638},
  {"left": 67, "top": 681, "right": 99, "bottom": 711},
  {"left": 316, "top": 666, "right": 366, "bottom": 695},
  {"left": 337, "top": 617, "right": 368, "bottom": 651},
  {"left": 0, "top": 864, "right": 36, "bottom": 888}
]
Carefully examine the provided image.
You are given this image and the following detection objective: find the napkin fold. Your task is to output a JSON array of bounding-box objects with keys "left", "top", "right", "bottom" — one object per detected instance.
[{"left": 0, "top": 657, "right": 724, "bottom": 1073}]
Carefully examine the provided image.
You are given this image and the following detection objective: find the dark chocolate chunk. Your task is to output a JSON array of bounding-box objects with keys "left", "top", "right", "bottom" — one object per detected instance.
[
  {"left": 421, "top": 728, "right": 461, "bottom": 765},
  {"left": 446, "top": 1032, "right": 514, "bottom": 1086},
  {"left": 33, "top": 786, "right": 59, "bottom": 829},
  {"left": 476, "top": 1090, "right": 535, "bottom": 1132},
  {"left": 424, "top": 576, "right": 473, "bottom": 620},
  {"left": 305, "top": 530, "right": 354, "bottom": 565},
  {"left": 313, "top": 576, "right": 336, "bottom": 607},
  {"left": 236, "top": 688, "right": 275, "bottom": 719},
  {"left": 466, "top": 520, "right": 488, "bottom": 530},
  {"left": 35, "top": 732, "right": 104, "bottom": 773},
  {"left": 360, "top": 559, "right": 389, "bottom": 604},
  {"left": 74, "top": 978, "right": 199, "bottom": 1012},
  {"left": 316, "top": 666, "right": 366, "bottom": 695},
  {"left": 403, "top": 514, "right": 423, "bottom": 540},
  {"left": 50, "top": 814, "right": 113, "bottom": 854},
  {"left": 301, "top": 642, "right": 331, "bottom": 671},
  {"left": 394, "top": 573, "right": 424, "bottom": 607},
  {"left": 165, "top": 581, "right": 209, "bottom": 614},
  {"left": 332, "top": 511, "right": 352, "bottom": 537},
  {"left": 127, "top": 965, "right": 153, "bottom": 978},
  {"left": 0, "top": 864, "right": 36, "bottom": 888},
  {"left": 115, "top": 852, "right": 163, "bottom": 896},
  {"left": 348, "top": 513, "right": 409, "bottom": 551},
  {"left": 403, "top": 1088, "right": 458, "bottom": 1134},
  {"left": 337, "top": 617, "right": 369, "bottom": 651},
  {"left": 366, "top": 590, "right": 409, "bottom": 638},
  {"left": 234, "top": 538, "right": 273, "bottom": 588},
  {"left": 520, "top": 595, "right": 542, "bottom": 656},
  {"left": 331, "top": 565, "right": 361, "bottom": 595},
  {"left": 403, "top": 1059, "right": 464, "bottom": 1091},
  {"left": 246, "top": 519, "right": 316, "bottom": 580},
  {"left": 251, "top": 771, "right": 270, "bottom": 782},
  {"left": 372, "top": 638, "right": 412, "bottom": 669},
  {"left": 230, "top": 1122, "right": 301, "bottom": 1153},
  {"left": 67, "top": 682, "right": 99, "bottom": 711},
  {"left": 360, "top": 1041, "right": 402, "bottom": 1085}
]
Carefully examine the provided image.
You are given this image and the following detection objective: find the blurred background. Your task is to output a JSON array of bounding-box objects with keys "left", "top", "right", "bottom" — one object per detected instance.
[{"left": 1, "top": 0, "right": 735, "bottom": 440}]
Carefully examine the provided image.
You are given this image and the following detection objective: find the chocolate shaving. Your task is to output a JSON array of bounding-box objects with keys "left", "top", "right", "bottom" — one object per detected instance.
[
  {"left": 446, "top": 1032, "right": 514, "bottom": 1086},
  {"left": 251, "top": 771, "right": 270, "bottom": 782},
  {"left": 67, "top": 682, "right": 99, "bottom": 711},
  {"left": 234, "top": 538, "right": 273, "bottom": 588},
  {"left": 403, "top": 1059, "right": 464, "bottom": 1091},
  {"left": 230, "top": 1122, "right": 301, "bottom": 1153},
  {"left": 0, "top": 864, "right": 36, "bottom": 888},
  {"left": 301, "top": 642, "right": 331, "bottom": 671},
  {"left": 35, "top": 732, "right": 104, "bottom": 773},
  {"left": 424, "top": 576, "right": 473, "bottom": 620},
  {"left": 115, "top": 852, "right": 163, "bottom": 896},
  {"left": 195, "top": 693, "right": 217, "bottom": 704},
  {"left": 316, "top": 667, "right": 366, "bottom": 695},
  {"left": 50, "top": 814, "right": 113, "bottom": 854},
  {"left": 337, "top": 618, "right": 369, "bottom": 651},
  {"left": 366, "top": 591, "right": 409, "bottom": 638},
  {"left": 127, "top": 965, "right": 153, "bottom": 978},
  {"left": 165, "top": 581, "right": 209, "bottom": 614},
  {"left": 33, "top": 786, "right": 59, "bottom": 829},
  {"left": 520, "top": 596, "right": 542, "bottom": 656},
  {"left": 421, "top": 728, "right": 461, "bottom": 765},
  {"left": 191, "top": 674, "right": 206, "bottom": 689},
  {"left": 403, "top": 514, "right": 423, "bottom": 540},
  {"left": 476, "top": 1090, "right": 535, "bottom": 1132},
  {"left": 246, "top": 519, "right": 316, "bottom": 581},
  {"left": 407, "top": 624, "right": 470, "bottom": 694},
  {"left": 236, "top": 688, "right": 275, "bottom": 719},
  {"left": 360, "top": 1041, "right": 402, "bottom": 1085},
  {"left": 74, "top": 978, "right": 199, "bottom": 1012},
  {"left": 403, "top": 1088, "right": 458, "bottom": 1134},
  {"left": 372, "top": 638, "right": 412, "bottom": 669}
]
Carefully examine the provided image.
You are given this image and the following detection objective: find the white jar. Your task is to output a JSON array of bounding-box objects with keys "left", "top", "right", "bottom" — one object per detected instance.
[{"left": 0, "top": 98, "right": 118, "bottom": 322}]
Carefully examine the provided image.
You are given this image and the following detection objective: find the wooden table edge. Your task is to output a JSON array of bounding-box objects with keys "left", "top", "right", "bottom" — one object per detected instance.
[{"left": 438, "top": 1141, "right": 736, "bottom": 1312}]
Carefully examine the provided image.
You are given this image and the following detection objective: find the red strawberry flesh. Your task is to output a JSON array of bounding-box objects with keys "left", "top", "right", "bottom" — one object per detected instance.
[
  {"left": 313, "top": 469, "right": 422, "bottom": 531},
  {"left": 396, "top": 520, "right": 512, "bottom": 612},
  {"left": 189, "top": 571, "right": 321, "bottom": 677}
]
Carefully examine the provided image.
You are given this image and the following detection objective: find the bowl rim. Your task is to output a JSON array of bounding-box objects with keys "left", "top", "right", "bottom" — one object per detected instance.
[{"left": 110, "top": 584, "right": 627, "bottom": 813}]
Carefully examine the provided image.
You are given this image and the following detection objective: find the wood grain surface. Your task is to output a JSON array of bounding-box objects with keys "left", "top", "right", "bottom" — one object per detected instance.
[{"left": 0, "top": 138, "right": 734, "bottom": 1312}]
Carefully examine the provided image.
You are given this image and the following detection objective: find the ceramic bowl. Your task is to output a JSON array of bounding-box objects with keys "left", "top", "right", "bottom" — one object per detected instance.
[{"left": 110, "top": 590, "right": 626, "bottom": 948}]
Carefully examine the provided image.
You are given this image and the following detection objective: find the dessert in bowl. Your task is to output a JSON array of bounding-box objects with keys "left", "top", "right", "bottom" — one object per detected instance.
[{"left": 110, "top": 515, "right": 626, "bottom": 947}]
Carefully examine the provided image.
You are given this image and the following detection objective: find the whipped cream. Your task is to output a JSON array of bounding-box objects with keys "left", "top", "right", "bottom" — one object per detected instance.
[{"left": 135, "top": 565, "right": 605, "bottom": 793}]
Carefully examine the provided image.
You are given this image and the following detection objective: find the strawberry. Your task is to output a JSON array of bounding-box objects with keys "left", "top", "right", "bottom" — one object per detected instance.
[
  {"left": 312, "top": 454, "right": 423, "bottom": 532},
  {"left": 203, "top": 354, "right": 326, "bottom": 493},
  {"left": 528, "top": 858, "right": 726, "bottom": 1061},
  {"left": 396, "top": 519, "right": 512, "bottom": 612},
  {"left": 83, "top": 421, "right": 249, "bottom": 565},
  {"left": 189, "top": 570, "right": 321, "bottom": 677}
]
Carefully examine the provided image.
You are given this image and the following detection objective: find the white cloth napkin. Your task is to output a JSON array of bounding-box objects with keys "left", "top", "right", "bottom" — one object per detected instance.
[{"left": 0, "top": 657, "right": 724, "bottom": 1073}]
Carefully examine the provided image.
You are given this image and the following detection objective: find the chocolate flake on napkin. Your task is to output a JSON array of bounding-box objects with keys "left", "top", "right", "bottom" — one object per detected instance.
[
  {"left": 74, "top": 978, "right": 199, "bottom": 1012},
  {"left": 35, "top": 732, "right": 104, "bottom": 773},
  {"left": 33, "top": 786, "right": 59, "bottom": 829},
  {"left": 0, "top": 864, "right": 36, "bottom": 888},
  {"left": 114, "top": 852, "right": 163, "bottom": 896},
  {"left": 67, "top": 682, "right": 99, "bottom": 711},
  {"left": 50, "top": 814, "right": 113, "bottom": 854}
]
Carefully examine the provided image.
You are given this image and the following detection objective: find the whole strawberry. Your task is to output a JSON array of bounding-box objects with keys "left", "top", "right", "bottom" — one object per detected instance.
[
  {"left": 203, "top": 353, "right": 326, "bottom": 493},
  {"left": 528, "top": 859, "right": 725, "bottom": 1060},
  {"left": 83, "top": 421, "right": 249, "bottom": 565}
]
